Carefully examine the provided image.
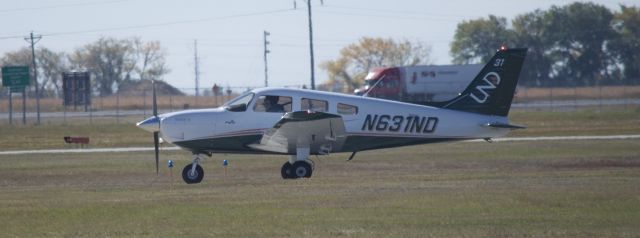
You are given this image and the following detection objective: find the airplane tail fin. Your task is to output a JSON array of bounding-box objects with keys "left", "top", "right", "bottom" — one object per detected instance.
[{"left": 441, "top": 48, "right": 527, "bottom": 117}]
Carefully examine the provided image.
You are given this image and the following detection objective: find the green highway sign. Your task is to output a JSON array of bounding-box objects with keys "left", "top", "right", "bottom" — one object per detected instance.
[{"left": 2, "top": 66, "right": 30, "bottom": 87}]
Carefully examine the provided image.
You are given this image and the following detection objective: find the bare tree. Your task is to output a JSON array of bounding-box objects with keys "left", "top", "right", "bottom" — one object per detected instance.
[
  {"left": 69, "top": 37, "right": 170, "bottom": 96},
  {"left": 133, "top": 38, "right": 170, "bottom": 81},
  {"left": 37, "top": 48, "right": 66, "bottom": 97},
  {"left": 320, "top": 37, "right": 432, "bottom": 92},
  {"left": 69, "top": 37, "right": 136, "bottom": 96},
  {"left": 1, "top": 47, "right": 66, "bottom": 97}
]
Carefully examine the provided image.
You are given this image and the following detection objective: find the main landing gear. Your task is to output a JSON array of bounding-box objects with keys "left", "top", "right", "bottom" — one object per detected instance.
[
  {"left": 281, "top": 161, "right": 313, "bottom": 179},
  {"left": 281, "top": 151, "right": 314, "bottom": 179},
  {"left": 182, "top": 154, "right": 206, "bottom": 184}
]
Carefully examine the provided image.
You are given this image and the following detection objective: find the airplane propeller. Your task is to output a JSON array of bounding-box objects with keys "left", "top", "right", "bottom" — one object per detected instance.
[{"left": 152, "top": 79, "right": 160, "bottom": 175}]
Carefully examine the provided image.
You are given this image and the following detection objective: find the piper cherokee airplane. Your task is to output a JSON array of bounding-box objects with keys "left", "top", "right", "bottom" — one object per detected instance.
[{"left": 137, "top": 48, "right": 527, "bottom": 184}]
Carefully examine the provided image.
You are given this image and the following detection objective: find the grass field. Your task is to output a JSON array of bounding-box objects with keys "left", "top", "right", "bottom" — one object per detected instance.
[
  {"left": 0, "top": 109, "right": 639, "bottom": 237},
  {"left": 1, "top": 140, "right": 639, "bottom": 237}
]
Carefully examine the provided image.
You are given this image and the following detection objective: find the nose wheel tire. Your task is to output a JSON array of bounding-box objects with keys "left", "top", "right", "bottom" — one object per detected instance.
[{"left": 182, "top": 164, "right": 204, "bottom": 184}]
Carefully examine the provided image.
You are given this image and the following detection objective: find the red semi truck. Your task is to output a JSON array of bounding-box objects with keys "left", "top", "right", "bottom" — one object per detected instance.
[{"left": 355, "top": 64, "right": 483, "bottom": 104}]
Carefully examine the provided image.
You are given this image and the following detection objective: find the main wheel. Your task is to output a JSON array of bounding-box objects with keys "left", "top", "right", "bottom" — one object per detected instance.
[
  {"left": 292, "top": 161, "right": 313, "bottom": 178},
  {"left": 182, "top": 164, "right": 204, "bottom": 184},
  {"left": 281, "top": 162, "right": 293, "bottom": 179}
]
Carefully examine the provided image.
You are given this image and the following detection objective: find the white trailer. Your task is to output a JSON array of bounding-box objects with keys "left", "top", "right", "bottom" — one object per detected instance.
[{"left": 357, "top": 64, "right": 483, "bottom": 103}]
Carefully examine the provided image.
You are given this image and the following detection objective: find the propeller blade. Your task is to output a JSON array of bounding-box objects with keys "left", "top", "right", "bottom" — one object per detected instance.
[
  {"left": 153, "top": 131, "right": 160, "bottom": 175},
  {"left": 152, "top": 79, "right": 158, "bottom": 117}
]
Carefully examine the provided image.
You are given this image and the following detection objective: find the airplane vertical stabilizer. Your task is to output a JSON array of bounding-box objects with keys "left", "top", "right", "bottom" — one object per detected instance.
[{"left": 442, "top": 48, "right": 527, "bottom": 116}]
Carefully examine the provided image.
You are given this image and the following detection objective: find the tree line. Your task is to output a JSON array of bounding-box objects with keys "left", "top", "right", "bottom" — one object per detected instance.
[
  {"left": 1, "top": 37, "right": 169, "bottom": 97},
  {"left": 322, "top": 2, "right": 639, "bottom": 91},
  {"left": 450, "top": 2, "right": 640, "bottom": 87}
]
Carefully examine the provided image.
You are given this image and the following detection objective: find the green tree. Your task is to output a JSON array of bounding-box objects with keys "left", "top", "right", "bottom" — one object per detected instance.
[
  {"left": 320, "top": 37, "right": 431, "bottom": 92},
  {"left": 512, "top": 10, "right": 554, "bottom": 86},
  {"left": 610, "top": 5, "right": 640, "bottom": 84},
  {"left": 450, "top": 15, "right": 514, "bottom": 64},
  {"left": 544, "top": 2, "right": 615, "bottom": 86}
]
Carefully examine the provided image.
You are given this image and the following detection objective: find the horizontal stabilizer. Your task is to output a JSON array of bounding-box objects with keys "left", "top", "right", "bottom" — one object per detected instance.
[{"left": 485, "top": 122, "right": 526, "bottom": 130}]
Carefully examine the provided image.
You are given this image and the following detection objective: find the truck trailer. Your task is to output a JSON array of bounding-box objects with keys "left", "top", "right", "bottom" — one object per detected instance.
[{"left": 355, "top": 64, "right": 483, "bottom": 105}]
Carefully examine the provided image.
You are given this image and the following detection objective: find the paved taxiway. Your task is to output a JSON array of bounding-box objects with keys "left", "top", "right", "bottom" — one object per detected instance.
[{"left": 1, "top": 134, "right": 638, "bottom": 155}]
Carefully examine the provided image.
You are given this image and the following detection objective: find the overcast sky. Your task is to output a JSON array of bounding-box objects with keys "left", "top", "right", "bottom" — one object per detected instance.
[{"left": 0, "top": 0, "right": 636, "bottom": 93}]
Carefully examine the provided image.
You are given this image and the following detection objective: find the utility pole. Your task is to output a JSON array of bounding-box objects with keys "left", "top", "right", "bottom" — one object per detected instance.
[
  {"left": 263, "top": 31, "right": 270, "bottom": 87},
  {"left": 194, "top": 40, "right": 200, "bottom": 104},
  {"left": 307, "top": 0, "right": 316, "bottom": 90},
  {"left": 25, "top": 31, "right": 42, "bottom": 125}
]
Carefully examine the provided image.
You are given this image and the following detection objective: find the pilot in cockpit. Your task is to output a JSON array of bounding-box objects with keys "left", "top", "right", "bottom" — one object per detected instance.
[{"left": 263, "top": 95, "right": 284, "bottom": 112}]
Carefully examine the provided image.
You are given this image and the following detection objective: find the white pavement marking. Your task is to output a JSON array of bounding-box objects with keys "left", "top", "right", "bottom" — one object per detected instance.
[
  {"left": 0, "top": 147, "right": 181, "bottom": 155},
  {"left": 489, "top": 134, "right": 640, "bottom": 142},
  {"left": 1, "top": 134, "right": 639, "bottom": 156}
]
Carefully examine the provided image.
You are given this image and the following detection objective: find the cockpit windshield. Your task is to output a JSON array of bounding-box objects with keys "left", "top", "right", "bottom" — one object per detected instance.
[{"left": 223, "top": 92, "right": 254, "bottom": 112}]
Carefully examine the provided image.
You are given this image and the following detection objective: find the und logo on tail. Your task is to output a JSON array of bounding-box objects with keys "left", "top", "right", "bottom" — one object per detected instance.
[
  {"left": 442, "top": 48, "right": 527, "bottom": 117},
  {"left": 469, "top": 71, "right": 501, "bottom": 103}
]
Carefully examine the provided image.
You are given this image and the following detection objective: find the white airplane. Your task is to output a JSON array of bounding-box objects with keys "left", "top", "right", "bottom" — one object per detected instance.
[{"left": 137, "top": 48, "right": 527, "bottom": 184}]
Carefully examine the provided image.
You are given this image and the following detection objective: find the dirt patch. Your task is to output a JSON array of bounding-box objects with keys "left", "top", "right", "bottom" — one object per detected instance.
[{"left": 550, "top": 158, "right": 640, "bottom": 169}]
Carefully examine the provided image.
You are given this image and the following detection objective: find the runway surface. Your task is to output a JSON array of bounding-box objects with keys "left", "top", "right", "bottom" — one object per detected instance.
[{"left": 1, "top": 134, "right": 638, "bottom": 155}]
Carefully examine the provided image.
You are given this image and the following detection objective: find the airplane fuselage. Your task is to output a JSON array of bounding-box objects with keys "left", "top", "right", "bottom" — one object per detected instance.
[{"left": 149, "top": 88, "right": 509, "bottom": 154}]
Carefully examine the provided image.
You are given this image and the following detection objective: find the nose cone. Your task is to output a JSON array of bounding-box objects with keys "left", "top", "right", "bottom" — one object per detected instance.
[{"left": 136, "top": 116, "right": 160, "bottom": 133}]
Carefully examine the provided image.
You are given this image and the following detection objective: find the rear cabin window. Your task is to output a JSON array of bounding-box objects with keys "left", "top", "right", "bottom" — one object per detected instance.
[
  {"left": 301, "top": 98, "right": 328, "bottom": 112},
  {"left": 337, "top": 103, "right": 358, "bottom": 115},
  {"left": 254, "top": 95, "right": 292, "bottom": 113}
]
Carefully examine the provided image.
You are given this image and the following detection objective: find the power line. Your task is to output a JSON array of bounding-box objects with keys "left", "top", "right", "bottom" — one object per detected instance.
[
  {"left": 0, "top": 0, "right": 128, "bottom": 14},
  {"left": 315, "top": 8, "right": 469, "bottom": 22},
  {"left": 0, "top": 8, "right": 295, "bottom": 40},
  {"left": 322, "top": 4, "right": 477, "bottom": 19}
]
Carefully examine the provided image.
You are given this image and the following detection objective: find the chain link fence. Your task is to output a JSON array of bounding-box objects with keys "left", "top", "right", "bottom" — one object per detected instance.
[{"left": 1, "top": 84, "right": 639, "bottom": 126}]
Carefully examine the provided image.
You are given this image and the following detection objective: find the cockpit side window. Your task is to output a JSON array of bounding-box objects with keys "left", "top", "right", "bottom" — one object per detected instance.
[
  {"left": 224, "top": 92, "right": 253, "bottom": 112},
  {"left": 337, "top": 103, "right": 358, "bottom": 115},
  {"left": 301, "top": 98, "right": 328, "bottom": 112},
  {"left": 254, "top": 95, "right": 292, "bottom": 113}
]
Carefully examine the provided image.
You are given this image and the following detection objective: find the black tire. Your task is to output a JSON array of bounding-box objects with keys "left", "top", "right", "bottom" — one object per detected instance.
[
  {"left": 281, "top": 162, "right": 293, "bottom": 179},
  {"left": 182, "top": 164, "right": 204, "bottom": 184},
  {"left": 292, "top": 161, "right": 313, "bottom": 178}
]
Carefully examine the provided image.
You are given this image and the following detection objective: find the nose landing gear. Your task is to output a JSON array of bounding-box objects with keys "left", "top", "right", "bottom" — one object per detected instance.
[{"left": 182, "top": 154, "right": 206, "bottom": 184}]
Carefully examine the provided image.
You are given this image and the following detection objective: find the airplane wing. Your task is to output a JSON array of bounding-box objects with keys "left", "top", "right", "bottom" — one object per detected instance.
[{"left": 248, "top": 111, "right": 347, "bottom": 155}]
